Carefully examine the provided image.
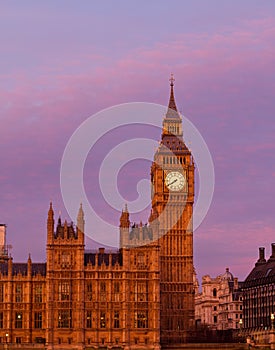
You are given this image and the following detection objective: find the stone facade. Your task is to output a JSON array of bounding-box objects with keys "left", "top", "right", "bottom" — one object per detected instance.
[
  {"left": 195, "top": 268, "right": 243, "bottom": 331},
  {"left": 0, "top": 77, "right": 195, "bottom": 349}
]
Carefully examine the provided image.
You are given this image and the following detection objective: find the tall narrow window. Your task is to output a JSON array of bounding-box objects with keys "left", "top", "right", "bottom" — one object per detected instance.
[
  {"left": 0, "top": 284, "right": 3, "bottom": 302},
  {"left": 100, "top": 312, "right": 106, "bottom": 328},
  {"left": 34, "top": 312, "right": 42, "bottom": 329},
  {"left": 114, "top": 311, "right": 120, "bottom": 328},
  {"left": 15, "top": 284, "right": 22, "bottom": 302},
  {"left": 15, "top": 312, "right": 23, "bottom": 328},
  {"left": 86, "top": 311, "right": 92, "bottom": 328},
  {"left": 86, "top": 282, "right": 92, "bottom": 301},
  {"left": 100, "top": 282, "right": 106, "bottom": 301},
  {"left": 34, "top": 284, "right": 43, "bottom": 303},
  {"left": 114, "top": 282, "right": 120, "bottom": 301},
  {"left": 0, "top": 312, "right": 3, "bottom": 328}
]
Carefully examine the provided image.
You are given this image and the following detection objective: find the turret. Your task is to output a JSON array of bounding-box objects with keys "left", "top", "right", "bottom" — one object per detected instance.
[
  {"left": 77, "top": 203, "right": 85, "bottom": 244},
  {"left": 47, "top": 202, "right": 54, "bottom": 244},
  {"left": 119, "top": 204, "right": 130, "bottom": 248},
  {"left": 27, "top": 254, "right": 32, "bottom": 278}
]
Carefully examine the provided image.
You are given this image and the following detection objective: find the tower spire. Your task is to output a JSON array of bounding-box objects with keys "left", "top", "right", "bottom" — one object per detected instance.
[{"left": 166, "top": 73, "right": 179, "bottom": 117}]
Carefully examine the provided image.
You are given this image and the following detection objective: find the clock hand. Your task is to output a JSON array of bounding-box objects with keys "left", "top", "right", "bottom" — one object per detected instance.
[{"left": 167, "top": 179, "right": 178, "bottom": 186}]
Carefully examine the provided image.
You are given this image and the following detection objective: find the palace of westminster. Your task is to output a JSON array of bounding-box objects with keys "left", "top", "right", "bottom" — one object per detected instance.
[{"left": 0, "top": 77, "right": 274, "bottom": 349}]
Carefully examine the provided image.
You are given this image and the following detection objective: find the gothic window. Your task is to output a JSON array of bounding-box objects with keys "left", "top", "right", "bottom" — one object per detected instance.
[
  {"left": 59, "top": 282, "right": 70, "bottom": 301},
  {"left": 15, "top": 312, "right": 23, "bottom": 328},
  {"left": 100, "top": 282, "right": 106, "bottom": 301},
  {"left": 114, "top": 311, "right": 120, "bottom": 328},
  {"left": 34, "top": 312, "right": 42, "bottom": 329},
  {"left": 34, "top": 284, "right": 43, "bottom": 303},
  {"left": 135, "top": 311, "right": 148, "bottom": 328},
  {"left": 100, "top": 312, "right": 106, "bottom": 328},
  {"left": 86, "top": 310, "right": 92, "bottom": 328},
  {"left": 100, "top": 282, "right": 106, "bottom": 292},
  {"left": 61, "top": 252, "right": 71, "bottom": 268},
  {"left": 137, "top": 253, "right": 145, "bottom": 269},
  {"left": 113, "top": 282, "right": 120, "bottom": 301},
  {"left": 0, "top": 312, "right": 3, "bottom": 328},
  {"left": 86, "top": 282, "right": 92, "bottom": 301},
  {"left": 58, "top": 310, "right": 71, "bottom": 328},
  {"left": 0, "top": 284, "right": 3, "bottom": 302},
  {"left": 135, "top": 281, "right": 147, "bottom": 302},
  {"left": 15, "top": 284, "right": 23, "bottom": 302}
]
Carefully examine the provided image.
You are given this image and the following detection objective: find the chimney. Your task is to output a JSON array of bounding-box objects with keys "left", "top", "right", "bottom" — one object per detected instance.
[
  {"left": 269, "top": 243, "right": 275, "bottom": 261},
  {"left": 255, "top": 247, "right": 266, "bottom": 266},
  {"left": 99, "top": 247, "right": 105, "bottom": 255}
]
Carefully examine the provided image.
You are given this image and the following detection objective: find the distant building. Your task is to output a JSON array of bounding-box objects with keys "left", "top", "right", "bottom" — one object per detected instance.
[
  {"left": 195, "top": 268, "right": 243, "bottom": 331},
  {"left": 242, "top": 243, "right": 275, "bottom": 330}
]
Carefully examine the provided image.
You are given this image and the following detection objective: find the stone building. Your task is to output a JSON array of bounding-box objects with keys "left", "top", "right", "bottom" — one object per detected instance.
[
  {"left": 242, "top": 244, "right": 275, "bottom": 330},
  {"left": 0, "top": 77, "right": 195, "bottom": 349},
  {"left": 195, "top": 268, "right": 243, "bottom": 331}
]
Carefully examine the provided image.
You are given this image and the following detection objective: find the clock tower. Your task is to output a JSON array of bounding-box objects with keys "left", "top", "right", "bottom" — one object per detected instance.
[{"left": 150, "top": 75, "right": 195, "bottom": 344}]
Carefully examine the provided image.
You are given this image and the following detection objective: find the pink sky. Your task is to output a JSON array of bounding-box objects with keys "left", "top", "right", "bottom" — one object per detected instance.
[{"left": 1, "top": 1, "right": 275, "bottom": 282}]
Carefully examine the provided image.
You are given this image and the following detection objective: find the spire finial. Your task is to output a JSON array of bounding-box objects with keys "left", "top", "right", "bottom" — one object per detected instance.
[
  {"left": 169, "top": 73, "right": 175, "bottom": 86},
  {"left": 167, "top": 73, "right": 179, "bottom": 116}
]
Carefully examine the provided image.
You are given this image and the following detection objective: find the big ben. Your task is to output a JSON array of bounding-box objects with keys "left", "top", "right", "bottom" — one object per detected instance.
[{"left": 150, "top": 75, "right": 195, "bottom": 344}]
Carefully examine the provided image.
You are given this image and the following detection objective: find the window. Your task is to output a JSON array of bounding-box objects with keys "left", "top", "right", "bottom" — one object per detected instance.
[
  {"left": 114, "top": 311, "right": 120, "bottom": 328},
  {"left": 86, "top": 283, "right": 92, "bottom": 301},
  {"left": 213, "top": 288, "right": 217, "bottom": 297},
  {"left": 15, "top": 312, "right": 23, "bottom": 328},
  {"left": 34, "top": 312, "right": 42, "bottom": 329},
  {"left": 213, "top": 306, "right": 217, "bottom": 311},
  {"left": 236, "top": 314, "right": 239, "bottom": 319},
  {"left": 59, "top": 282, "right": 70, "bottom": 301},
  {"left": 114, "top": 282, "right": 119, "bottom": 293},
  {"left": 16, "top": 337, "right": 21, "bottom": 344},
  {"left": 61, "top": 252, "right": 70, "bottom": 267},
  {"left": 135, "top": 311, "right": 148, "bottom": 328},
  {"left": 86, "top": 311, "right": 92, "bottom": 328},
  {"left": 100, "top": 312, "right": 106, "bottom": 328},
  {"left": 15, "top": 284, "right": 22, "bottom": 302},
  {"left": 58, "top": 310, "right": 71, "bottom": 328},
  {"left": 214, "top": 315, "right": 217, "bottom": 323},
  {"left": 100, "top": 282, "right": 106, "bottom": 301},
  {"left": 240, "top": 305, "right": 242, "bottom": 310},
  {"left": 34, "top": 284, "right": 43, "bottom": 303},
  {"left": 0, "top": 284, "right": 3, "bottom": 302},
  {"left": 135, "top": 282, "right": 147, "bottom": 302},
  {"left": 68, "top": 338, "right": 72, "bottom": 344},
  {"left": 0, "top": 312, "right": 3, "bottom": 328},
  {"left": 100, "top": 282, "right": 106, "bottom": 292},
  {"left": 114, "top": 282, "right": 120, "bottom": 301}
]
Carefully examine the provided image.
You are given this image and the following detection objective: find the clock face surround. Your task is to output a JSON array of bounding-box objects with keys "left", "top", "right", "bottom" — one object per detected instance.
[{"left": 165, "top": 171, "right": 185, "bottom": 192}]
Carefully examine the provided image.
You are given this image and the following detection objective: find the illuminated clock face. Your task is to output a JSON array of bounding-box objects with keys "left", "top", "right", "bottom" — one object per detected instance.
[{"left": 165, "top": 171, "right": 185, "bottom": 191}]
